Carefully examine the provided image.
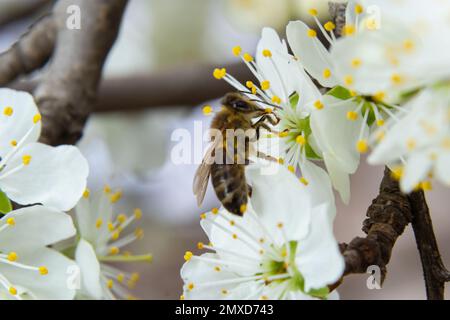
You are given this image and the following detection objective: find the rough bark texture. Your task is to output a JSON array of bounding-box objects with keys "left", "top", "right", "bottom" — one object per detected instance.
[
  {"left": 409, "top": 191, "right": 450, "bottom": 299},
  {"left": 10, "top": 62, "right": 253, "bottom": 112},
  {"left": 0, "top": 15, "right": 56, "bottom": 85},
  {"left": 35, "top": 0, "right": 128, "bottom": 145},
  {"left": 0, "top": 0, "right": 128, "bottom": 145},
  {"left": 341, "top": 168, "right": 411, "bottom": 282}
]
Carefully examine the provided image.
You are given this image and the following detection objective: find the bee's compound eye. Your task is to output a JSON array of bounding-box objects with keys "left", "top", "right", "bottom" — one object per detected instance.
[{"left": 234, "top": 100, "right": 249, "bottom": 110}]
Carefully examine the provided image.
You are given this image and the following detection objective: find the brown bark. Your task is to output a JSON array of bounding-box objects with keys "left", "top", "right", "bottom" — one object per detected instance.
[
  {"left": 409, "top": 191, "right": 450, "bottom": 299},
  {"left": 35, "top": 0, "right": 129, "bottom": 145},
  {"left": 340, "top": 168, "right": 411, "bottom": 282}
]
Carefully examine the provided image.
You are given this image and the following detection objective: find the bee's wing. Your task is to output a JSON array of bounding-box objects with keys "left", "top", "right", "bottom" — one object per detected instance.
[{"left": 193, "top": 139, "right": 221, "bottom": 206}]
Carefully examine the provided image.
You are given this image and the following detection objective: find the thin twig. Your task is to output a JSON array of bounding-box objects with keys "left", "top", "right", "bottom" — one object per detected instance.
[{"left": 409, "top": 191, "right": 450, "bottom": 300}]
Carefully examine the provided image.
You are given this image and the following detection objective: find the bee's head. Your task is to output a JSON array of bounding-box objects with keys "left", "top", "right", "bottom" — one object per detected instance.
[{"left": 221, "top": 92, "right": 266, "bottom": 116}]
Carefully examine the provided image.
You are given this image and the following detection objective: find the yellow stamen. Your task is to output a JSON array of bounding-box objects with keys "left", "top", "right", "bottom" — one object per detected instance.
[
  {"left": 407, "top": 138, "right": 416, "bottom": 151},
  {"left": 109, "top": 247, "right": 120, "bottom": 255},
  {"left": 134, "top": 208, "right": 143, "bottom": 219},
  {"left": 343, "top": 24, "right": 356, "bottom": 36},
  {"left": 184, "top": 251, "right": 193, "bottom": 261},
  {"left": 308, "top": 8, "right": 318, "bottom": 16},
  {"left": 261, "top": 80, "right": 270, "bottom": 91},
  {"left": 391, "top": 73, "right": 404, "bottom": 85},
  {"left": 197, "top": 242, "right": 204, "bottom": 250},
  {"left": 82, "top": 188, "right": 90, "bottom": 198},
  {"left": 344, "top": 75, "right": 354, "bottom": 86},
  {"left": 39, "top": 266, "right": 48, "bottom": 275},
  {"left": 213, "top": 68, "right": 227, "bottom": 80},
  {"left": 314, "top": 100, "right": 324, "bottom": 110},
  {"left": 391, "top": 166, "right": 404, "bottom": 180},
  {"left": 324, "top": 21, "right": 336, "bottom": 31},
  {"left": 9, "top": 287, "right": 17, "bottom": 295},
  {"left": 354, "top": 4, "right": 363, "bottom": 14},
  {"left": 10, "top": 140, "right": 17, "bottom": 147},
  {"left": 3, "top": 107, "right": 13, "bottom": 116},
  {"left": 104, "top": 185, "right": 112, "bottom": 193},
  {"left": 373, "top": 91, "right": 386, "bottom": 102},
  {"left": 107, "top": 279, "right": 114, "bottom": 289},
  {"left": 300, "top": 177, "right": 309, "bottom": 186},
  {"left": 403, "top": 39, "right": 415, "bottom": 52},
  {"left": 296, "top": 135, "right": 306, "bottom": 145},
  {"left": 262, "top": 49, "right": 272, "bottom": 58},
  {"left": 22, "top": 155, "right": 32, "bottom": 166},
  {"left": 307, "top": 29, "right": 317, "bottom": 37},
  {"left": 351, "top": 58, "right": 362, "bottom": 68},
  {"left": 376, "top": 119, "right": 385, "bottom": 127},
  {"left": 203, "top": 105, "right": 213, "bottom": 115},
  {"left": 278, "top": 158, "right": 285, "bottom": 165},
  {"left": 7, "top": 252, "right": 18, "bottom": 262},
  {"left": 110, "top": 191, "right": 122, "bottom": 203},
  {"left": 323, "top": 68, "right": 331, "bottom": 79},
  {"left": 95, "top": 219, "right": 103, "bottom": 229},
  {"left": 271, "top": 96, "right": 281, "bottom": 104},
  {"left": 6, "top": 218, "right": 15, "bottom": 226},
  {"left": 288, "top": 165, "right": 295, "bottom": 173},
  {"left": 232, "top": 46, "right": 242, "bottom": 56},
  {"left": 243, "top": 53, "right": 253, "bottom": 62},
  {"left": 420, "top": 181, "right": 432, "bottom": 191},
  {"left": 33, "top": 114, "right": 42, "bottom": 124},
  {"left": 347, "top": 111, "right": 358, "bottom": 121},
  {"left": 356, "top": 140, "right": 368, "bottom": 153},
  {"left": 211, "top": 207, "right": 219, "bottom": 215},
  {"left": 187, "top": 283, "right": 194, "bottom": 291}
]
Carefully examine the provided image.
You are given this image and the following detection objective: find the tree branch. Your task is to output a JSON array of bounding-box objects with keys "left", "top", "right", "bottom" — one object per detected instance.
[
  {"left": 340, "top": 168, "right": 411, "bottom": 283},
  {"left": 34, "top": 0, "right": 129, "bottom": 145},
  {"left": 0, "top": 0, "right": 52, "bottom": 28},
  {"left": 10, "top": 62, "right": 252, "bottom": 112},
  {"left": 0, "top": 15, "right": 56, "bottom": 85},
  {"left": 409, "top": 191, "right": 450, "bottom": 299}
]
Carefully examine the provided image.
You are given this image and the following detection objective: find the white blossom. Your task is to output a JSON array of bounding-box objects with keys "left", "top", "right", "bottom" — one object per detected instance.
[
  {"left": 0, "top": 206, "right": 76, "bottom": 300},
  {"left": 73, "top": 187, "right": 152, "bottom": 299},
  {"left": 0, "top": 88, "right": 89, "bottom": 211},
  {"left": 181, "top": 165, "right": 343, "bottom": 300}
]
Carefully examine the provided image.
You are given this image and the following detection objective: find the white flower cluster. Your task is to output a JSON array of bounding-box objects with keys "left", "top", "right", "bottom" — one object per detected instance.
[
  {"left": 0, "top": 89, "right": 150, "bottom": 300},
  {"left": 181, "top": 0, "right": 450, "bottom": 300}
]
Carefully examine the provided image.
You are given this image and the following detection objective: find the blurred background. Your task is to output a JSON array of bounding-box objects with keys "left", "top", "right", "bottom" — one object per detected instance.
[{"left": 1, "top": 0, "right": 448, "bottom": 299}]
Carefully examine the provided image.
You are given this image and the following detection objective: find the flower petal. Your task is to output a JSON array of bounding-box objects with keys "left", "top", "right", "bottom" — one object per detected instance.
[
  {"left": 296, "top": 203, "right": 345, "bottom": 292},
  {"left": 181, "top": 252, "right": 260, "bottom": 300},
  {"left": 0, "top": 89, "right": 40, "bottom": 161},
  {"left": 0, "top": 247, "right": 76, "bottom": 300},
  {"left": 323, "top": 152, "right": 351, "bottom": 204},
  {"left": 246, "top": 164, "right": 312, "bottom": 242},
  {"left": 0, "top": 205, "right": 76, "bottom": 252},
  {"left": 286, "top": 20, "right": 338, "bottom": 88},
  {"left": 0, "top": 143, "right": 89, "bottom": 211},
  {"left": 75, "top": 239, "right": 103, "bottom": 300},
  {"left": 256, "top": 27, "right": 294, "bottom": 101},
  {"left": 310, "top": 96, "right": 362, "bottom": 174},
  {"left": 401, "top": 152, "right": 433, "bottom": 193}
]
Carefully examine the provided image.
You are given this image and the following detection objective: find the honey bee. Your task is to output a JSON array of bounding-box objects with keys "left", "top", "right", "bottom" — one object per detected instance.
[{"left": 193, "top": 92, "right": 279, "bottom": 216}]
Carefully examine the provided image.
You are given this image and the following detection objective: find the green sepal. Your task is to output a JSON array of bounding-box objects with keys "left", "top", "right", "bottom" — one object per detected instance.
[
  {"left": 326, "top": 85, "right": 353, "bottom": 100},
  {"left": 0, "top": 191, "right": 12, "bottom": 214}
]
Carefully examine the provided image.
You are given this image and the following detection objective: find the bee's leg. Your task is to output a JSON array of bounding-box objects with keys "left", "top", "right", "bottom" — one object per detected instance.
[
  {"left": 247, "top": 184, "right": 253, "bottom": 197},
  {"left": 255, "top": 122, "right": 272, "bottom": 140},
  {"left": 256, "top": 151, "right": 278, "bottom": 163},
  {"left": 266, "top": 113, "right": 280, "bottom": 125}
]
